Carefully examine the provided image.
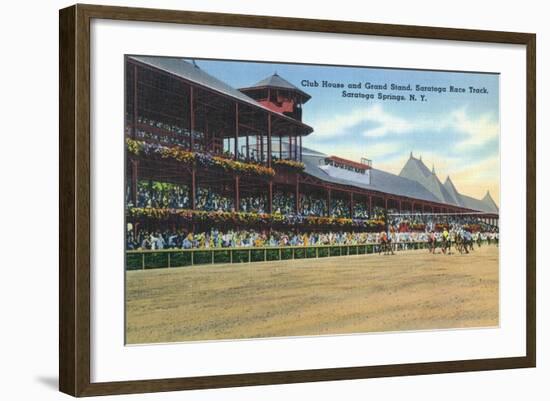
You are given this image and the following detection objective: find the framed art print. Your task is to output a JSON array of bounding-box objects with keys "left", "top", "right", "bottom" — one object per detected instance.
[{"left": 59, "top": 4, "right": 536, "bottom": 396}]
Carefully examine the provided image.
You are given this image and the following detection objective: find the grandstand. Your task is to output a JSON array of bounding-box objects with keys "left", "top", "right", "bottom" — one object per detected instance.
[{"left": 124, "top": 55, "right": 499, "bottom": 256}]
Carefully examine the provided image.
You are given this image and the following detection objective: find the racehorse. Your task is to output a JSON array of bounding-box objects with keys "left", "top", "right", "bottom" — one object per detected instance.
[
  {"left": 454, "top": 230, "right": 473, "bottom": 254},
  {"left": 378, "top": 232, "right": 394, "bottom": 255},
  {"left": 427, "top": 231, "right": 437, "bottom": 254}
]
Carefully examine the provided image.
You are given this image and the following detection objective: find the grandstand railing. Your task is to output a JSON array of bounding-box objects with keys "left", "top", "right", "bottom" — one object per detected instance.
[{"left": 126, "top": 241, "right": 441, "bottom": 270}]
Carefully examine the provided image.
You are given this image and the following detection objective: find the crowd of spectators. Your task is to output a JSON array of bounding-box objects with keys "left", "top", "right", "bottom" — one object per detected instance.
[
  {"left": 299, "top": 194, "right": 327, "bottom": 217},
  {"left": 353, "top": 202, "right": 370, "bottom": 219},
  {"left": 126, "top": 183, "right": 498, "bottom": 237},
  {"left": 126, "top": 116, "right": 205, "bottom": 149},
  {"left": 127, "top": 228, "right": 394, "bottom": 250},
  {"left": 388, "top": 212, "right": 499, "bottom": 232},
  {"left": 127, "top": 116, "right": 302, "bottom": 164},
  {"left": 273, "top": 191, "right": 295, "bottom": 215},
  {"left": 195, "top": 187, "right": 234, "bottom": 212},
  {"left": 330, "top": 198, "right": 351, "bottom": 218},
  {"left": 127, "top": 225, "right": 498, "bottom": 251},
  {"left": 128, "top": 181, "right": 190, "bottom": 209},
  {"left": 240, "top": 194, "right": 267, "bottom": 214}
]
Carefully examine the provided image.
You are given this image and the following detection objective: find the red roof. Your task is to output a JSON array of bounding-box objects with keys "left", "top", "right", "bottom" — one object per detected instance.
[{"left": 326, "top": 156, "right": 371, "bottom": 170}]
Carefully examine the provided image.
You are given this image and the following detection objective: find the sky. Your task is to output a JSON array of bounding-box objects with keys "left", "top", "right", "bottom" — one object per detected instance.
[{"left": 191, "top": 58, "right": 500, "bottom": 205}]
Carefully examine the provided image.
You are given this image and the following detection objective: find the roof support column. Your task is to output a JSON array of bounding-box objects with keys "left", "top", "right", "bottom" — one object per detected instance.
[
  {"left": 132, "top": 64, "right": 138, "bottom": 139},
  {"left": 295, "top": 178, "right": 300, "bottom": 214},
  {"left": 235, "top": 175, "right": 240, "bottom": 212},
  {"left": 279, "top": 135, "right": 282, "bottom": 160},
  {"left": 246, "top": 134, "right": 249, "bottom": 161},
  {"left": 189, "top": 86, "right": 195, "bottom": 151},
  {"left": 267, "top": 114, "right": 272, "bottom": 168},
  {"left": 327, "top": 189, "right": 332, "bottom": 217},
  {"left": 350, "top": 192, "right": 354, "bottom": 218},
  {"left": 204, "top": 119, "right": 209, "bottom": 153},
  {"left": 191, "top": 167, "right": 196, "bottom": 210},
  {"left": 234, "top": 103, "right": 239, "bottom": 160},
  {"left": 369, "top": 195, "right": 372, "bottom": 219},
  {"left": 260, "top": 132, "right": 264, "bottom": 163},
  {"left": 299, "top": 135, "right": 303, "bottom": 162},
  {"left": 268, "top": 181, "right": 273, "bottom": 214},
  {"left": 130, "top": 159, "right": 138, "bottom": 207},
  {"left": 288, "top": 135, "right": 292, "bottom": 161}
]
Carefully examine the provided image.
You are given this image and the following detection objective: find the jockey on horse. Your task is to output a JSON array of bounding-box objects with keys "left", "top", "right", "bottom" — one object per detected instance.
[
  {"left": 427, "top": 230, "right": 437, "bottom": 254},
  {"left": 441, "top": 228, "right": 450, "bottom": 254},
  {"left": 378, "top": 230, "right": 394, "bottom": 255}
]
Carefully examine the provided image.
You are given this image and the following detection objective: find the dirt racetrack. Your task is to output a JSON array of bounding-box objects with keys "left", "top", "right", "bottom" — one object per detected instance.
[{"left": 126, "top": 245, "right": 499, "bottom": 344}]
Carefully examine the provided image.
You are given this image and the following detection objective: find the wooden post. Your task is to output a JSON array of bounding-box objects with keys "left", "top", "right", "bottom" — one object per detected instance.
[
  {"left": 234, "top": 103, "right": 239, "bottom": 160},
  {"left": 191, "top": 167, "right": 196, "bottom": 210},
  {"left": 204, "top": 119, "right": 209, "bottom": 153},
  {"left": 279, "top": 135, "right": 282, "bottom": 160},
  {"left": 235, "top": 175, "right": 240, "bottom": 212},
  {"left": 267, "top": 114, "right": 272, "bottom": 167},
  {"left": 260, "top": 132, "right": 264, "bottom": 163},
  {"left": 132, "top": 64, "right": 138, "bottom": 139},
  {"left": 246, "top": 134, "right": 249, "bottom": 160},
  {"left": 369, "top": 195, "right": 372, "bottom": 218},
  {"left": 288, "top": 135, "right": 292, "bottom": 160},
  {"left": 327, "top": 189, "right": 332, "bottom": 217},
  {"left": 295, "top": 179, "right": 300, "bottom": 214},
  {"left": 189, "top": 86, "right": 195, "bottom": 151},
  {"left": 350, "top": 192, "right": 354, "bottom": 218},
  {"left": 268, "top": 181, "right": 273, "bottom": 214},
  {"left": 299, "top": 135, "right": 303, "bottom": 162},
  {"left": 131, "top": 159, "right": 138, "bottom": 206}
]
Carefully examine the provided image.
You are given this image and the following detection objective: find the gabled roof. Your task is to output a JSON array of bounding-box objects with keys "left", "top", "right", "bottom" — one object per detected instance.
[
  {"left": 398, "top": 156, "right": 456, "bottom": 205},
  {"left": 128, "top": 56, "right": 313, "bottom": 133},
  {"left": 300, "top": 148, "right": 498, "bottom": 213},
  {"left": 481, "top": 191, "right": 499, "bottom": 213},
  {"left": 131, "top": 55, "right": 259, "bottom": 108},
  {"left": 443, "top": 176, "right": 463, "bottom": 206},
  {"left": 240, "top": 73, "right": 311, "bottom": 102}
]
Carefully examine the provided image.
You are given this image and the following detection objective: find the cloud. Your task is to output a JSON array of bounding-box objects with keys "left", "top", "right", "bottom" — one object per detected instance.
[
  {"left": 361, "top": 105, "right": 416, "bottom": 138},
  {"left": 449, "top": 108, "right": 499, "bottom": 150},
  {"left": 311, "top": 108, "right": 369, "bottom": 140},
  {"left": 318, "top": 141, "right": 401, "bottom": 163},
  {"left": 309, "top": 104, "right": 499, "bottom": 151}
]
